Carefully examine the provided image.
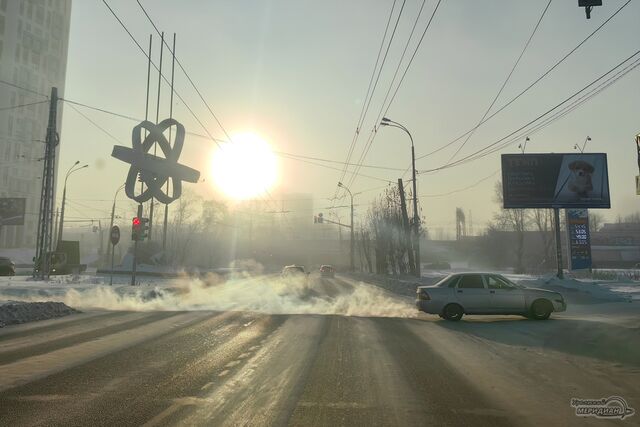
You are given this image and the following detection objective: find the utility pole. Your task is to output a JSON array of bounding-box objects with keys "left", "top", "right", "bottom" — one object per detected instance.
[
  {"left": 398, "top": 178, "right": 415, "bottom": 274},
  {"left": 338, "top": 181, "right": 355, "bottom": 272},
  {"left": 58, "top": 162, "right": 87, "bottom": 245},
  {"left": 411, "top": 143, "right": 421, "bottom": 278},
  {"left": 131, "top": 204, "right": 142, "bottom": 286},
  {"left": 553, "top": 207, "right": 564, "bottom": 279},
  {"left": 380, "top": 117, "right": 421, "bottom": 277},
  {"left": 34, "top": 87, "right": 59, "bottom": 279}
]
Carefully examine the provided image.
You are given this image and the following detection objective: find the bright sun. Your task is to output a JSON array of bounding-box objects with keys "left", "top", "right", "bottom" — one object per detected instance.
[{"left": 210, "top": 132, "right": 278, "bottom": 200}]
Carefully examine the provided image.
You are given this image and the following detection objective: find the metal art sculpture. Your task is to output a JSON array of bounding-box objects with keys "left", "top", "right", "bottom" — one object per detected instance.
[{"left": 111, "top": 118, "right": 200, "bottom": 204}]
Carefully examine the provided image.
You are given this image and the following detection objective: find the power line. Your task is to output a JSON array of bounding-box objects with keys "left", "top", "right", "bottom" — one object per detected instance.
[
  {"left": 419, "top": 50, "right": 640, "bottom": 174},
  {"left": 345, "top": 0, "right": 444, "bottom": 190},
  {"left": 0, "top": 79, "right": 48, "bottom": 98},
  {"left": 62, "top": 98, "right": 140, "bottom": 122},
  {"left": 278, "top": 155, "right": 394, "bottom": 184},
  {"left": 66, "top": 102, "right": 123, "bottom": 145},
  {"left": 419, "top": 170, "right": 499, "bottom": 198},
  {"left": 0, "top": 100, "right": 49, "bottom": 112},
  {"left": 341, "top": 0, "right": 398, "bottom": 181},
  {"left": 416, "top": 0, "right": 631, "bottom": 162},
  {"left": 446, "top": 0, "right": 553, "bottom": 164},
  {"left": 102, "top": 1, "right": 286, "bottom": 218},
  {"left": 62, "top": 97, "right": 401, "bottom": 180},
  {"left": 342, "top": 0, "right": 409, "bottom": 191},
  {"left": 135, "top": 0, "right": 231, "bottom": 141},
  {"left": 334, "top": 0, "right": 402, "bottom": 204},
  {"left": 275, "top": 151, "right": 404, "bottom": 171}
]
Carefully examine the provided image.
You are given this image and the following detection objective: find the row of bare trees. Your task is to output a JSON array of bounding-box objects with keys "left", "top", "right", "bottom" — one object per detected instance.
[
  {"left": 490, "top": 181, "right": 605, "bottom": 273},
  {"left": 364, "top": 183, "right": 417, "bottom": 275}
]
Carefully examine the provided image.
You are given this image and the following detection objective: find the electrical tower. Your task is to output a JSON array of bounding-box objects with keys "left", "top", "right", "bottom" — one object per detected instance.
[{"left": 33, "top": 88, "right": 59, "bottom": 279}]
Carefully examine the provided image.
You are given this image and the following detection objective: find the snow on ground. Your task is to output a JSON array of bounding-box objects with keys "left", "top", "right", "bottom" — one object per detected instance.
[{"left": 0, "top": 301, "right": 79, "bottom": 328}]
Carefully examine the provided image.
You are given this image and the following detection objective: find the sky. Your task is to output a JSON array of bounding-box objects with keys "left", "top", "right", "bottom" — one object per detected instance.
[{"left": 58, "top": 0, "right": 640, "bottom": 237}]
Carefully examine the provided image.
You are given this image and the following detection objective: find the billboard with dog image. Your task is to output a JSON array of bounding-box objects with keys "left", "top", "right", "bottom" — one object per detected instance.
[{"left": 501, "top": 153, "right": 610, "bottom": 208}]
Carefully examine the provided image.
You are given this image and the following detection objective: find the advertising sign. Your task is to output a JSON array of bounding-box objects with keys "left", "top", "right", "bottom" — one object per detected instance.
[
  {"left": 501, "top": 154, "right": 610, "bottom": 208},
  {"left": 0, "top": 198, "right": 26, "bottom": 226},
  {"left": 566, "top": 209, "right": 592, "bottom": 270}
]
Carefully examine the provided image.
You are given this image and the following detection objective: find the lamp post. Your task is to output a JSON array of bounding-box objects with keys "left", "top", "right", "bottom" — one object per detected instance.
[
  {"left": 337, "top": 181, "right": 354, "bottom": 272},
  {"left": 380, "top": 117, "right": 421, "bottom": 277},
  {"left": 574, "top": 136, "right": 591, "bottom": 153},
  {"left": 57, "top": 162, "right": 88, "bottom": 245},
  {"left": 107, "top": 183, "right": 126, "bottom": 278}
]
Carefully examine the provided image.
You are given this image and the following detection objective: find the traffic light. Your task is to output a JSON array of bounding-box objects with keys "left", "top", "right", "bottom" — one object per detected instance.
[
  {"left": 132, "top": 216, "right": 141, "bottom": 241},
  {"left": 140, "top": 217, "right": 150, "bottom": 240}
]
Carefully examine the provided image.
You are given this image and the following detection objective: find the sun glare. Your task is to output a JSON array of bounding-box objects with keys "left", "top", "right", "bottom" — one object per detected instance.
[{"left": 210, "top": 132, "right": 278, "bottom": 200}]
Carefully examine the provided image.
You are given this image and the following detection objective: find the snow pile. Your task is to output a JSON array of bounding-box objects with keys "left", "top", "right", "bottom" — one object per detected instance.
[
  {"left": 516, "top": 275, "right": 637, "bottom": 303},
  {"left": 0, "top": 301, "right": 80, "bottom": 327}
]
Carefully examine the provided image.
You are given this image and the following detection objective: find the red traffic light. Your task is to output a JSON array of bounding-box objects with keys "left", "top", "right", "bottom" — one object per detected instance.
[{"left": 132, "top": 217, "right": 141, "bottom": 226}]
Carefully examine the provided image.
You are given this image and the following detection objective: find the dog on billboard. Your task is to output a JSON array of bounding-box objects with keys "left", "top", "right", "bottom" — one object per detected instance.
[{"left": 568, "top": 160, "right": 594, "bottom": 197}]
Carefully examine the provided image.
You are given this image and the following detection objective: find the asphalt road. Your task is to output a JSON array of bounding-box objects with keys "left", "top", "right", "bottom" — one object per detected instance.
[{"left": 0, "top": 277, "right": 638, "bottom": 426}]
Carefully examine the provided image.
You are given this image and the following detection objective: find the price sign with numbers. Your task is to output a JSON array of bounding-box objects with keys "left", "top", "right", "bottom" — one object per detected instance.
[{"left": 566, "top": 209, "right": 592, "bottom": 270}]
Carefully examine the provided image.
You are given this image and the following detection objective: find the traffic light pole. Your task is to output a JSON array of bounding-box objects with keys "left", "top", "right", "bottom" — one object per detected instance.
[{"left": 131, "top": 204, "right": 142, "bottom": 286}]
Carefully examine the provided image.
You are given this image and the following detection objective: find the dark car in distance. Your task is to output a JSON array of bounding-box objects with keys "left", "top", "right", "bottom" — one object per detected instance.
[
  {"left": 0, "top": 257, "right": 16, "bottom": 276},
  {"left": 320, "top": 265, "right": 335, "bottom": 278}
]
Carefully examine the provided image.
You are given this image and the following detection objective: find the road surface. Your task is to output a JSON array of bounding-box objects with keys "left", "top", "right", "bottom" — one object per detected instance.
[{"left": 0, "top": 276, "right": 638, "bottom": 426}]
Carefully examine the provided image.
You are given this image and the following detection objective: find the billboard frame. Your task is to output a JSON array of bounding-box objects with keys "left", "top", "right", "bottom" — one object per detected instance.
[{"left": 501, "top": 153, "right": 610, "bottom": 209}]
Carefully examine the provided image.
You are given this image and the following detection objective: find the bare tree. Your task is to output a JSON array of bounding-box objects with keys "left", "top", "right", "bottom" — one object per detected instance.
[
  {"left": 532, "top": 209, "right": 554, "bottom": 271},
  {"left": 589, "top": 211, "right": 605, "bottom": 234},
  {"left": 493, "top": 181, "right": 530, "bottom": 273}
]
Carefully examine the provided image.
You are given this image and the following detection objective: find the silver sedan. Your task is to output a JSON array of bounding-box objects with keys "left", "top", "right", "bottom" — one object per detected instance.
[{"left": 416, "top": 273, "right": 566, "bottom": 321}]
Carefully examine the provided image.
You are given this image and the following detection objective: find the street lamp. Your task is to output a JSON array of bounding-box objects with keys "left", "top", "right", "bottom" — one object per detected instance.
[
  {"left": 379, "top": 117, "right": 421, "bottom": 277},
  {"left": 574, "top": 136, "right": 591, "bottom": 153},
  {"left": 108, "top": 183, "right": 126, "bottom": 282},
  {"left": 337, "top": 181, "right": 355, "bottom": 272},
  {"left": 57, "top": 161, "right": 88, "bottom": 245},
  {"left": 518, "top": 137, "right": 530, "bottom": 154}
]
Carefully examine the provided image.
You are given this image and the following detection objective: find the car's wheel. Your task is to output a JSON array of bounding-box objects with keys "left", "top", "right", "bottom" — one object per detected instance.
[
  {"left": 529, "top": 299, "right": 552, "bottom": 320},
  {"left": 442, "top": 303, "right": 464, "bottom": 321}
]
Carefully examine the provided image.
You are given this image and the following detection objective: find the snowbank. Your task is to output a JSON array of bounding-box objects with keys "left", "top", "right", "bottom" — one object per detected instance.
[
  {"left": 516, "top": 275, "right": 637, "bottom": 303},
  {"left": 0, "top": 301, "right": 80, "bottom": 327}
]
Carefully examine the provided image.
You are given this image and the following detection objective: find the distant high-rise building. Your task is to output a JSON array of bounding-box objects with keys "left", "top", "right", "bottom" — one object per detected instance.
[{"left": 0, "top": 0, "right": 72, "bottom": 248}]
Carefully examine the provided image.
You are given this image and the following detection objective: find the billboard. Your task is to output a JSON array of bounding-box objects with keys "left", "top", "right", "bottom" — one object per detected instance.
[
  {"left": 0, "top": 198, "right": 26, "bottom": 226},
  {"left": 566, "top": 209, "right": 592, "bottom": 270},
  {"left": 501, "top": 153, "right": 610, "bottom": 208}
]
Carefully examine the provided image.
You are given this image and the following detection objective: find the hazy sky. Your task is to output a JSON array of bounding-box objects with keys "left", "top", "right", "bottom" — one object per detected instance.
[{"left": 59, "top": 0, "right": 640, "bottom": 236}]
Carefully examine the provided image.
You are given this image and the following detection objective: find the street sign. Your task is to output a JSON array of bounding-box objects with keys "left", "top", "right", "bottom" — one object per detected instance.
[{"left": 110, "top": 225, "right": 120, "bottom": 245}]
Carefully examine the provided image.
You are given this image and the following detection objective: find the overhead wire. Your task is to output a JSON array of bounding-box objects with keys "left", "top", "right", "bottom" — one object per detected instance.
[
  {"left": 345, "top": 0, "right": 444, "bottom": 190},
  {"left": 445, "top": 0, "right": 553, "bottom": 164},
  {"left": 0, "top": 78, "right": 49, "bottom": 98},
  {"left": 415, "top": 0, "right": 632, "bottom": 162},
  {"left": 337, "top": 0, "right": 399, "bottom": 191},
  {"left": 418, "top": 49, "right": 640, "bottom": 174},
  {"left": 0, "top": 100, "right": 49, "bottom": 112}
]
